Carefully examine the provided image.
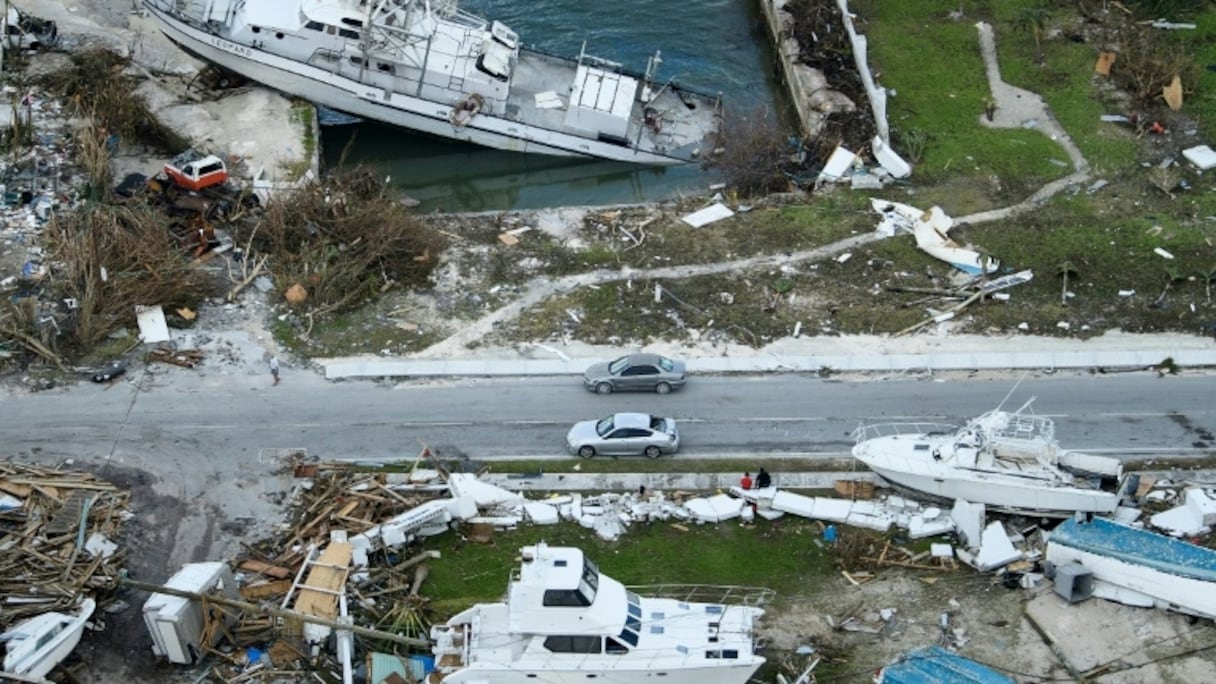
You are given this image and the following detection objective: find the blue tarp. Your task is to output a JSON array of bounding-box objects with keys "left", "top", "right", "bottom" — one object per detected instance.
[
  {"left": 1050, "top": 517, "right": 1216, "bottom": 583},
  {"left": 878, "top": 646, "right": 1014, "bottom": 684}
]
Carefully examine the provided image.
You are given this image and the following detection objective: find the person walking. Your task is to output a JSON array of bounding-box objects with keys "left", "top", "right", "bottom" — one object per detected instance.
[
  {"left": 740, "top": 472, "right": 753, "bottom": 490},
  {"left": 269, "top": 356, "right": 280, "bottom": 386},
  {"left": 756, "top": 467, "right": 772, "bottom": 489}
]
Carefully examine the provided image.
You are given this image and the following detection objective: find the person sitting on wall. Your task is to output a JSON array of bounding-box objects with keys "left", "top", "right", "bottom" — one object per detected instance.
[{"left": 756, "top": 468, "right": 772, "bottom": 489}]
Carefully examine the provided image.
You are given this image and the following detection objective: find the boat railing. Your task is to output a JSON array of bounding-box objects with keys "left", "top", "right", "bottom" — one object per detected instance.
[
  {"left": 850, "top": 422, "right": 958, "bottom": 444},
  {"left": 625, "top": 584, "right": 774, "bottom": 609}
]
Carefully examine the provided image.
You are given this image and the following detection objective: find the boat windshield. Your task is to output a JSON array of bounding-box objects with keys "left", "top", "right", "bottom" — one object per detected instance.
[{"left": 580, "top": 556, "right": 600, "bottom": 602}]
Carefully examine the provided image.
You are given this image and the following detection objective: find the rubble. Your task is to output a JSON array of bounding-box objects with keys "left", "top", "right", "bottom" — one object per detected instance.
[
  {"left": 0, "top": 462, "right": 130, "bottom": 627},
  {"left": 1149, "top": 486, "right": 1216, "bottom": 536}
]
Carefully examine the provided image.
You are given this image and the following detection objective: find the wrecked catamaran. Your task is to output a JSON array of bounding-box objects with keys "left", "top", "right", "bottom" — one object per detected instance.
[
  {"left": 852, "top": 398, "right": 1131, "bottom": 517},
  {"left": 428, "top": 543, "right": 769, "bottom": 684},
  {"left": 142, "top": 0, "right": 722, "bottom": 165}
]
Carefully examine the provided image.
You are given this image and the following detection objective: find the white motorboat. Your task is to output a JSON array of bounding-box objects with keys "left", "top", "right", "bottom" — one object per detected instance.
[
  {"left": 143, "top": 0, "right": 722, "bottom": 165},
  {"left": 1, "top": 598, "right": 96, "bottom": 680},
  {"left": 428, "top": 543, "right": 769, "bottom": 684},
  {"left": 851, "top": 398, "right": 1129, "bottom": 516}
]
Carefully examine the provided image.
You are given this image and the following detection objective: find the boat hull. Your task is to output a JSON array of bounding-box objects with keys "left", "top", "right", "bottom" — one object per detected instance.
[
  {"left": 144, "top": 4, "right": 694, "bottom": 166},
  {"left": 438, "top": 662, "right": 761, "bottom": 684},
  {"left": 863, "top": 462, "right": 1120, "bottom": 516},
  {"left": 2, "top": 599, "right": 95, "bottom": 679}
]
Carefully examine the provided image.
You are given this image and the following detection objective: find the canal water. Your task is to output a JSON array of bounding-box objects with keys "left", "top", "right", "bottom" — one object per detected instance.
[{"left": 319, "top": 0, "right": 785, "bottom": 212}]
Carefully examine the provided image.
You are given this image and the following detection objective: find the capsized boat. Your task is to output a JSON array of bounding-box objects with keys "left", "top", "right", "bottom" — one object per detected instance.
[
  {"left": 142, "top": 0, "right": 722, "bottom": 165},
  {"left": 428, "top": 542, "right": 770, "bottom": 684},
  {"left": 851, "top": 398, "right": 1130, "bottom": 516},
  {"left": 1, "top": 598, "right": 96, "bottom": 680}
]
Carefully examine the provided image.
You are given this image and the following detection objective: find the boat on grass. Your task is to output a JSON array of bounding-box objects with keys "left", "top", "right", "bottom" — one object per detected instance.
[
  {"left": 1, "top": 598, "right": 96, "bottom": 681},
  {"left": 851, "top": 398, "right": 1130, "bottom": 517},
  {"left": 143, "top": 0, "right": 722, "bottom": 165},
  {"left": 428, "top": 542, "right": 769, "bottom": 684}
]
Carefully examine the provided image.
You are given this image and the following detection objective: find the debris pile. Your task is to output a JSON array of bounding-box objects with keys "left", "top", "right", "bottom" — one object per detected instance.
[{"left": 0, "top": 462, "right": 129, "bottom": 627}]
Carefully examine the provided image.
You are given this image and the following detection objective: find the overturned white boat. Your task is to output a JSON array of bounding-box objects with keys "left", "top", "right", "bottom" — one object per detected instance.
[
  {"left": 1047, "top": 516, "right": 1216, "bottom": 619},
  {"left": 851, "top": 398, "right": 1129, "bottom": 516},
  {"left": 428, "top": 542, "right": 769, "bottom": 684},
  {"left": 1, "top": 598, "right": 95, "bottom": 681},
  {"left": 143, "top": 0, "right": 722, "bottom": 165}
]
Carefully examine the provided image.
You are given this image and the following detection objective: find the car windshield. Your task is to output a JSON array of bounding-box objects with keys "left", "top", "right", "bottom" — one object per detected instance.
[
  {"left": 657, "top": 356, "right": 675, "bottom": 372},
  {"left": 595, "top": 416, "right": 615, "bottom": 437},
  {"left": 607, "top": 356, "right": 630, "bottom": 375}
]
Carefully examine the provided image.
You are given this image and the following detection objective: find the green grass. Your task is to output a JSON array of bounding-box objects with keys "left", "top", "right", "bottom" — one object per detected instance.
[
  {"left": 864, "top": 1, "right": 1069, "bottom": 201},
  {"left": 421, "top": 518, "right": 837, "bottom": 615},
  {"left": 476, "top": 457, "right": 859, "bottom": 475}
]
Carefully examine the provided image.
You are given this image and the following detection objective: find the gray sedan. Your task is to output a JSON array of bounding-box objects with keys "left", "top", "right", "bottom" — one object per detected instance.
[
  {"left": 583, "top": 353, "right": 687, "bottom": 395},
  {"left": 566, "top": 412, "right": 680, "bottom": 458}
]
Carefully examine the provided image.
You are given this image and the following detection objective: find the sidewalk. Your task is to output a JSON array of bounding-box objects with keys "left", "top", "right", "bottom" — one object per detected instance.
[{"left": 320, "top": 332, "right": 1216, "bottom": 379}]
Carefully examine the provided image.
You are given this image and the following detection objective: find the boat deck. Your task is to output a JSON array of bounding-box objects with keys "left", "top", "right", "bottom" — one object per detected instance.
[{"left": 506, "top": 50, "right": 719, "bottom": 156}]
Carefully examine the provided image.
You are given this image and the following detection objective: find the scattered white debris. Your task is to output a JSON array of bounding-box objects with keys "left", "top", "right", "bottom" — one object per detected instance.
[
  {"left": 447, "top": 473, "right": 524, "bottom": 508},
  {"left": 951, "top": 499, "right": 986, "bottom": 549},
  {"left": 681, "top": 202, "right": 734, "bottom": 228},
  {"left": 1182, "top": 144, "right": 1216, "bottom": 170},
  {"left": 523, "top": 502, "right": 560, "bottom": 525},
  {"left": 930, "top": 543, "right": 954, "bottom": 559},
  {"left": 1153, "top": 247, "right": 1175, "bottom": 260},
  {"left": 1118, "top": 289, "right": 1136, "bottom": 297},
  {"left": 1151, "top": 20, "right": 1197, "bottom": 29},
  {"left": 85, "top": 532, "right": 119, "bottom": 559},
  {"left": 818, "top": 145, "right": 857, "bottom": 183},
  {"left": 975, "top": 521, "right": 1023, "bottom": 571},
  {"left": 685, "top": 494, "right": 745, "bottom": 522},
  {"left": 870, "top": 199, "right": 997, "bottom": 275},
  {"left": 135, "top": 305, "right": 171, "bottom": 344},
  {"left": 0, "top": 494, "right": 21, "bottom": 511},
  {"left": 1150, "top": 488, "right": 1216, "bottom": 537},
  {"left": 872, "top": 135, "right": 912, "bottom": 179}
]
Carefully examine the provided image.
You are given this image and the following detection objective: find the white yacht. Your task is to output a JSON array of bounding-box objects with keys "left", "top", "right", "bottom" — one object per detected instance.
[
  {"left": 851, "top": 398, "right": 1130, "bottom": 516},
  {"left": 428, "top": 543, "right": 768, "bottom": 684},
  {"left": 143, "top": 0, "right": 722, "bottom": 165},
  {"left": 1, "top": 598, "right": 96, "bottom": 680}
]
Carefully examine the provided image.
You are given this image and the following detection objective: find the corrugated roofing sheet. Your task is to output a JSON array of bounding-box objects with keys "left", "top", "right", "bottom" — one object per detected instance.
[
  {"left": 878, "top": 646, "right": 1014, "bottom": 684},
  {"left": 1049, "top": 517, "right": 1216, "bottom": 583}
]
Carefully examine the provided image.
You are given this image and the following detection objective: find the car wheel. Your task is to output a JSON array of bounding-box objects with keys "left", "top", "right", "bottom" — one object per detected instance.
[
  {"left": 644, "top": 445, "right": 661, "bottom": 459},
  {"left": 578, "top": 446, "right": 596, "bottom": 458},
  {"left": 655, "top": 382, "right": 671, "bottom": 395},
  {"left": 595, "top": 382, "right": 613, "bottom": 395}
]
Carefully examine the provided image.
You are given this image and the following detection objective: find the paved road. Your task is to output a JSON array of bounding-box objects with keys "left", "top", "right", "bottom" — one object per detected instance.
[{"left": 3, "top": 371, "right": 1211, "bottom": 463}]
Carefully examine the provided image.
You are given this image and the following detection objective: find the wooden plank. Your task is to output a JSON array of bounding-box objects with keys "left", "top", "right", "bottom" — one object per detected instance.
[
  {"left": 240, "top": 579, "right": 293, "bottom": 600},
  {"left": 239, "top": 559, "right": 292, "bottom": 579},
  {"left": 293, "top": 542, "right": 352, "bottom": 620},
  {"left": 0, "top": 480, "right": 33, "bottom": 497}
]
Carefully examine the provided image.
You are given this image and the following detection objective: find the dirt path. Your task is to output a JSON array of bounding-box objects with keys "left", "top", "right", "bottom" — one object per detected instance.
[{"left": 417, "top": 21, "right": 1094, "bottom": 358}]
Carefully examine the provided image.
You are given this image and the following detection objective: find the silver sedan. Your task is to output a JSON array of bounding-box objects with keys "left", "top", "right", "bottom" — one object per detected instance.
[
  {"left": 566, "top": 412, "right": 680, "bottom": 458},
  {"left": 583, "top": 353, "right": 687, "bottom": 395}
]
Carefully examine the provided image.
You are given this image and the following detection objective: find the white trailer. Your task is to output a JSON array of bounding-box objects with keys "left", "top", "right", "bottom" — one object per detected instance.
[{"left": 142, "top": 561, "right": 239, "bottom": 664}]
